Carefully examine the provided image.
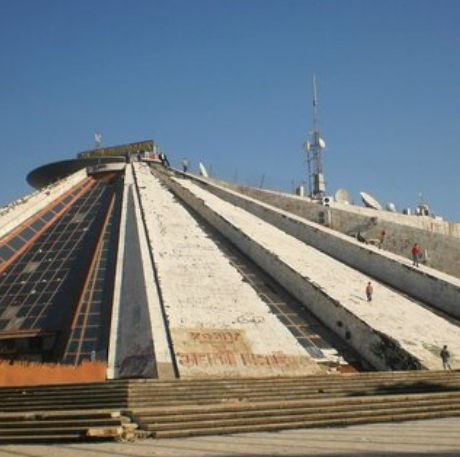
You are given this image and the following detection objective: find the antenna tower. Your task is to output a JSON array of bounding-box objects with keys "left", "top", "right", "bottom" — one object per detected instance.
[
  {"left": 303, "top": 76, "right": 327, "bottom": 198},
  {"left": 95, "top": 132, "right": 102, "bottom": 150}
]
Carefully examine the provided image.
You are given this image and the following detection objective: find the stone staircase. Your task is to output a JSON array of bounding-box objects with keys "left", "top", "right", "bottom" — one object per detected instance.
[
  {"left": 0, "top": 371, "right": 459, "bottom": 442},
  {"left": 127, "top": 370, "right": 460, "bottom": 438},
  {"left": 0, "top": 410, "right": 131, "bottom": 443},
  {"left": 0, "top": 380, "right": 134, "bottom": 443}
]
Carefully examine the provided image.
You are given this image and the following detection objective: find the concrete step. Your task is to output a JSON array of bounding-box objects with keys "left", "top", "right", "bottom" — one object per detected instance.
[
  {"left": 128, "top": 370, "right": 460, "bottom": 388},
  {"left": 0, "top": 433, "right": 84, "bottom": 442},
  {"left": 0, "top": 399, "right": 128, "bottom": 413},
  {"left": 128, "top": 371, "right": 460, "bottom": 393},
  {"left": 0, "top": 372, "right": 458, "bottom": 442},
  {"left": 129, "top": 372, "right": 460, "bottom": 387},
  {"left": 0, "top": 425, "right": 122, "bottom": 436},
  {"left": 133, "top": 392, "right": 460, "bottom": 438},
  {"left": 0, "top": 383, "right": 129, "bottom": 412},
  {"left": 127, "top": 375, "right": 460, "bottom": 439},
  {"left": 0, "top": 380, "right": 129, "bottom": 393},
  {"left": 126, "top": 373, "right": 460, "bottom": 408},
  {"left": 131, "top": 391, "right": 460, "bottom": 422},
  {"left": 152, "top": 409, "right": 460, "bottom": 439},
  {"left": 1, "top": 371, "right": 457, "bottom": 411},
  {"left": 0, "top": 410, "right": 128, "bottom": 443},
  {"left": 0, "top": 388, "right": 128, "bottom": 399},
  {"left": 0, "top": 418, "right": 124, "bottom": 429},
  {"left": 128, "top": 381, "right": 460, "bottom": 397},
  {"left": 4, "top": 380, "right": 457, "bottom": 412},
  {"left": 143, "top": 404, "right": 460, "bottom": 433}
]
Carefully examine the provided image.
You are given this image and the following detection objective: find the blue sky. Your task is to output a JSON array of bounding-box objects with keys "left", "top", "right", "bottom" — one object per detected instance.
[{"left": 1, "top": 0, "right": 460, "bottom": 221}]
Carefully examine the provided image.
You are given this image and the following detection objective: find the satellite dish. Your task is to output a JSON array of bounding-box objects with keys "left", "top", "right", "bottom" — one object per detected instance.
[
  {"left": 199, "top": 162, "right": 209, "bottom": 178},
  {"left": 386, "top": 202, "right": 396, "bottom": 212},
  {"left": 318, "top": 137, "right": 326, "bottom": 149},
  {"left": 335, "top": 188, "right": 352, "bottom": 205},
  {"left": 417, "top": 204, "right": 430, "bottom": 216},
  {"left": 360, "top": 191, "right": 382, "bottom": 210}
]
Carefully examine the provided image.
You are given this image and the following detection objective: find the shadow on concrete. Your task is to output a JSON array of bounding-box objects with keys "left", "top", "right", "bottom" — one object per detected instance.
[{"left": 349, "top": 380, "right": 460, "bottom": 397}]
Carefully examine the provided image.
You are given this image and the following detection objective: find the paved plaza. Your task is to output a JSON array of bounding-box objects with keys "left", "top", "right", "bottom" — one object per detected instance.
[{"left": 0, "top": 417, "right": 459, "bottom": 457}]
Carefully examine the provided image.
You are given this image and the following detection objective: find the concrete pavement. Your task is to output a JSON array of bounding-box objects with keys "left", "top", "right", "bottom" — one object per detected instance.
[{"left": 1, "top": 417, "right": 459, "bottom": 456}]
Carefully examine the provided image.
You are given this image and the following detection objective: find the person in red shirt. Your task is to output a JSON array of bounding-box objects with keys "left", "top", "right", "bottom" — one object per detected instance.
[{"left": 411, "top": 243, "right": 420, "bottom": 267}]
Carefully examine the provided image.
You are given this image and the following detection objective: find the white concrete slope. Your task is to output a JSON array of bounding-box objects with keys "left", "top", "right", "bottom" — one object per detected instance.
[
  {"left": 134, "top": 163, "right": 323, "bottom": 378},
  {"left": 188, "top": 175, "right": 460, "bottom": 321},
  {"left": 169, "top": 175, "right": 460, "bottom": 371},
  {"left": 0, "top": 169, "right": 87, "bottom": 240}
]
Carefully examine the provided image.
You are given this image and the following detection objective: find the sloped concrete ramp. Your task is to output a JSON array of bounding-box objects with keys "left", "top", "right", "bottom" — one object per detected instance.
[
  {"left": 152, "top": 168, "right": 460, "bottom": 371},
  {"left": 134, "top": 164, "right": 322, "bottom": 378}
]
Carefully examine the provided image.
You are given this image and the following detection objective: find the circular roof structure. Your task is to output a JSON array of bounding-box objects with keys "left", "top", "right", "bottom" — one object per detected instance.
[{"left": 27, "top": 157, "right": 126, "bottom": 189}]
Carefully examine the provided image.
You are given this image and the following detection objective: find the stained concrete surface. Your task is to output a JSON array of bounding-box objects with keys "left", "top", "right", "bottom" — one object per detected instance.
[
  {"left": 1, "top": 418, "right": 459, "bottom": 457},
  {"left": 115, "top": 186, "right": 156, "bottom": 378},
  {"left": 173, "top": 176, "right": 460, "bottom": 370},
  {"left": 135, "top": 164, "right": 322, "bottom": 377}
]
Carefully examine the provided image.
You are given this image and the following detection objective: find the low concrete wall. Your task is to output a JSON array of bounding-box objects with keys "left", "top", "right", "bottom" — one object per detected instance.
[
  {"left": 190, "top": 178, "right": 460, "bottom": 321},
  {"left": 161, "top": 174, "right": 422, "bottom": 371},
  {"left": 212, "top": 181, "right": 460, "bottom": 279}
]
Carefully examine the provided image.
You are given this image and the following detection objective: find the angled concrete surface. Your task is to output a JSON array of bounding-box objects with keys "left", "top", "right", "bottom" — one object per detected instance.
[
  {"left": 0, "top": 169, "right": 87, "bottom": 239},
  {"left": 214, "top": 179, "right": 460, "bottom": 279},
  {"left": 108, "top": 165, "right": 175, "bottom": 380},
  {"left": 134, "top": 163, "right": 323, "bottom": 378},
  {"left": 0, "top": 417, "right": 459, "bottom": 456},
  {"left": 189, "top": 174, "right": 460, "bottom": 320},
  {"left": 109, "top": 181, "right": 156, "bottom": 378},
  {"left": 165, "top": 174, "right": 460, "bottom": 371}
]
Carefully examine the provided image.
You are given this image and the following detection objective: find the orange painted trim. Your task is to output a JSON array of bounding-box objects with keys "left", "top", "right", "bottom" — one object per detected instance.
[
  {"left": 0, "top": 360, "right": 107, "bottom": 386},
  {"left": 0, "top": 329, "right": 55, "bottom": 340}
]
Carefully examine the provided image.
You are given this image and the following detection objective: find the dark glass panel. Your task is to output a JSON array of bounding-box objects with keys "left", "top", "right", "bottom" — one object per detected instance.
[
  {"left": 0, "top": 245, "right": 15, "bottom": 259},
  {"left": 19, "top": 227, "right": 36, "bottom": 241}
]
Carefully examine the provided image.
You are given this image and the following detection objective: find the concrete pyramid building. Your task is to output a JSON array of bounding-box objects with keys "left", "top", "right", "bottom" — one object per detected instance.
[{"left": 1, "top": 139, "right": 460, "bottom": 385}]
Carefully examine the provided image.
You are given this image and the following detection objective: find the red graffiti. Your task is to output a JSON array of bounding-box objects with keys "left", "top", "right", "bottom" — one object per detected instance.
[{"left": 189, "top": 331, "right": 242, "bottom": 344}]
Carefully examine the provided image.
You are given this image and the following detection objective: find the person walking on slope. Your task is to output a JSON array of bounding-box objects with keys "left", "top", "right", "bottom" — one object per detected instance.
[
  {"left": 365, "top": 281, "right": 373, "bottom": 302},
  {"left": 440, "top": 345, "right": 452, "bottom": 370},
  {"left": 411, "top": 243, "right": 421, "bottom": 267},
  {"left": 379, "top": 230, "right": 386, "bottom": 249},
  {"left": 181, "top": 158, "right": 189, "bottom": 173}
]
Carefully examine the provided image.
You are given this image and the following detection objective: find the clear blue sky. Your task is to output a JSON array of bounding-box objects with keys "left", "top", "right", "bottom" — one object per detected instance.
[{"left": 1, "top": 0, "right": 460, "bottom": 221}]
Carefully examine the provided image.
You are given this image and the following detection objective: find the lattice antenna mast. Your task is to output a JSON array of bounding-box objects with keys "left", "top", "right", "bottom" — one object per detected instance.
[
  {"left": 313, "top": 76, "right": 320, "bottom": 134},
  {"left": 304, "top": 76, "right": 327, "bottom": 198},
  {"left": 95, "top": 132, "right": 102, "bottom": 150}
]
